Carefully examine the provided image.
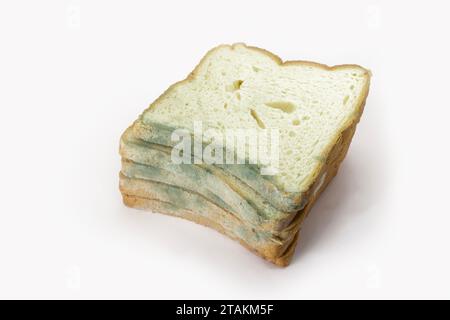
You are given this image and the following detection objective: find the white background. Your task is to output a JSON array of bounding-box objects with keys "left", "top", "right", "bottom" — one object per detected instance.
[{"left": 0, "top": 0, "right": 449, "bottom": 299}]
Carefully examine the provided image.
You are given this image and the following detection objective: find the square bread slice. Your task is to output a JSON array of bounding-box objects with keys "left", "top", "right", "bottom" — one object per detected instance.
[
  {"left": 133, "top": 44, "right": 370, "bottom": 201},
  {"left": 120, "top": 43, "right": 371, "bottom": 266}
]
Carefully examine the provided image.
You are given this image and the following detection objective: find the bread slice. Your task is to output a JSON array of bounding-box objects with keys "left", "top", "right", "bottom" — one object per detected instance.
[
  {"left": 134, "top": 43, "right": 370, "bottom": 199},
  {"left": 120, "top": 43, "right": 371, "bottom": 266}
]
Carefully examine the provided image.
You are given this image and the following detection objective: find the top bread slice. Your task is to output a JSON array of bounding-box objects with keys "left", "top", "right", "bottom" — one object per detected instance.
[{"left": 133, "top": 43, "right": 370, "bottom": 203}]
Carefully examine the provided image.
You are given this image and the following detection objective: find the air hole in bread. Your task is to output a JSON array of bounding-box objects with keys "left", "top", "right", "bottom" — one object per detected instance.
[
  {"left": 226, "top": 80, "right": 244, "bottom": 92},
  {"left": 250, "top": 109, "right": 266, "bottom": 129},
  {"left": 264, "top": 101, "right": 296, "bottom": 113},
  {"left": 292, "top": 119, "right": 300, "bottom": 126},
  {"left": 252, "top": 66, "right": 261, "bottom": 72}
]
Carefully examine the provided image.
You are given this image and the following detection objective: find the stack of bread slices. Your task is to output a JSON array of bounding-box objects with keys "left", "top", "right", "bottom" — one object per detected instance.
[{"left": 119, "top": 44, "right": 371, "bottom": 266}]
